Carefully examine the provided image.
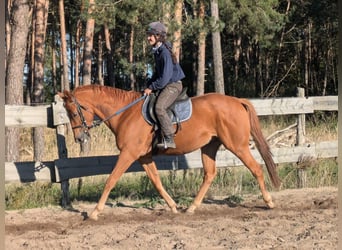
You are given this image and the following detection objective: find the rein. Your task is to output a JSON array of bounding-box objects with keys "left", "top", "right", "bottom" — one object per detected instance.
[{"left": 71, "top": 95, "right": 146, "bottom": 130}]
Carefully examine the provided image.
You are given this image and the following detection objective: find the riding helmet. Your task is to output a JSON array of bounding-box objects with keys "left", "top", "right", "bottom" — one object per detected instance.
[{"left": 146, "top": 21, "right": 167, "bottom": 36}]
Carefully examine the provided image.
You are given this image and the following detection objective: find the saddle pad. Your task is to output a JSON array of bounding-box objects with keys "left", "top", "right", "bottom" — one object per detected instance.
[{"left": 142, "top": 95, "right": 192, "bottom": 125}]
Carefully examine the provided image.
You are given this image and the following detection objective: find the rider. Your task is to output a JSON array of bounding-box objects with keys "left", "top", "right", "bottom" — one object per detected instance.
[{"left": 144, "top": 21, "right": 185, "bottom": 149}]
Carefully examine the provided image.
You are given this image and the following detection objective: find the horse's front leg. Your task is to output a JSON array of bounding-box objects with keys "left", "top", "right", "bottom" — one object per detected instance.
[
  {"left": 139, "top": 156, "right": 178, "bottom": 213},
  {"left": 88, "top": 153, "right": 135, "bottom": 221}
]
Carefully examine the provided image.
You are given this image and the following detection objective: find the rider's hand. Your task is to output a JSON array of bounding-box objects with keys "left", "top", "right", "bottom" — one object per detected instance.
[{"left": 144, "top": 88, "right": 152, "bottom": 96}]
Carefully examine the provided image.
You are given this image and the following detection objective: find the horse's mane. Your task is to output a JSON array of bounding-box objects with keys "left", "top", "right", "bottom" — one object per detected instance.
[{"left": 73, "top": 85, "right": 142, "bottom": 103}]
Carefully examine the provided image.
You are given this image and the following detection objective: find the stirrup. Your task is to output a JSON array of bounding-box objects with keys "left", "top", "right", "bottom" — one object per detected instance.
[{"left": 157, "top": 135, "right": 176, "bottom": 149}]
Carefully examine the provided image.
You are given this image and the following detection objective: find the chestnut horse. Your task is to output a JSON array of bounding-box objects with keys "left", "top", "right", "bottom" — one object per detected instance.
[{"left": 59, "top": 85, "right": 281, "bottom": 220}]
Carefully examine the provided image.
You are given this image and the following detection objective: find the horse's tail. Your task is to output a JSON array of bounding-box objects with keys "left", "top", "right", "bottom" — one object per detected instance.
[{"left": 240, "top": 99, "right": 281, "bottom": 189}]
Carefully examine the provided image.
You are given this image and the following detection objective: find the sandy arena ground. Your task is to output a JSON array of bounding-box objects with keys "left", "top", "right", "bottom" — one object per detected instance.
[{"left": 5, "top": 186, "right": 337, "bottom": 250}]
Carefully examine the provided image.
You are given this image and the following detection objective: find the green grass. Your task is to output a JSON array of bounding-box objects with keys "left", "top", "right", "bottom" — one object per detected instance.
[
  {"left": 5, "top": 158, "right": 337, "bottom": 210},
  {"left": 5, "top": 182, "right": 62, "bottom": 210},
  {"left": 278, "top": 159, "right": 338, "bottom": 189}
]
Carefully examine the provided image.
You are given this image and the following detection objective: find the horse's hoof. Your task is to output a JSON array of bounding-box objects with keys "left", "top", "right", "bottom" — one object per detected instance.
[
  {"left": 88, "top": 214, "right": 98, "bottom": 221},
  {"left": 186, "top": 205, "right": 196, "bottom": 214},
  {"left": 88, "top": 212, "right": 99, "bottom": 221},
  {"left": 171, "top": 207, "right": 179, "bottom": 214},
  {"left": 266, "top": 201, "right": 275, "bottom": 209}
]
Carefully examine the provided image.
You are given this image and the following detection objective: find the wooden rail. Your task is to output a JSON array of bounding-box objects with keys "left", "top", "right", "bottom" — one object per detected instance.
[{"left": 5, "top": 141, "right": 336, "bottom": 183}]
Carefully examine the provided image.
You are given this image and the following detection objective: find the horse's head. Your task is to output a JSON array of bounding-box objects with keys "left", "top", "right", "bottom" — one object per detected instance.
[{"left": 58, "top": 90, "right": 94, "bottom": 144}]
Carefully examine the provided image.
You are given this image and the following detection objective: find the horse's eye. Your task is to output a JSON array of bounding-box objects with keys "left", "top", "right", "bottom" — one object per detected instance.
[{"left": 69, "top": 112, "right": 77, "bottom": 118}]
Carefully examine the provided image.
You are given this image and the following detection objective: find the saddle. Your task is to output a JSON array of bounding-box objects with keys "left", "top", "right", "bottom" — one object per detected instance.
[{"left": 142, "top": 87, "right": 192, "bottom": 132}]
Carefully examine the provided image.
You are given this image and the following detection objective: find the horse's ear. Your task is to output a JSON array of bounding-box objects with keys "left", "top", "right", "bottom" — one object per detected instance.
[{"left": 57, "top": 90, "right": 71, "bottom": 100}]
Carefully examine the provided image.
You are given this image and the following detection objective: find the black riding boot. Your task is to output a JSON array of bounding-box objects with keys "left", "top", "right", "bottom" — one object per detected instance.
[{"left": 157, "top": 134, "right": 176, "bottom": 149}]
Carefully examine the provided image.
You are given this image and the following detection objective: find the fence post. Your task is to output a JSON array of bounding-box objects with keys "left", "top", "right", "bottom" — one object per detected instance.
[
  {"left": 58, "top": 124, "right": 71, "bottom": 208},
  {"left": 296, "top": 87, "right": 307, "bottom": 188},
  {"left": 53, "top": 95, "right": 71, "bottom": 208}
]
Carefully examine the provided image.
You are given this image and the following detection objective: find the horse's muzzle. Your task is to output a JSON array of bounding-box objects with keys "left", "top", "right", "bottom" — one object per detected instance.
[{"left": 75, "top": 130, "right": 91, "bottom": 144}]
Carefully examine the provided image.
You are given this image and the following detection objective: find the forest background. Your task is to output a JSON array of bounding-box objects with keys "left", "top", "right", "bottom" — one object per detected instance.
[{"left": 5, "top": 0, "right": 338, "bottom": 162}]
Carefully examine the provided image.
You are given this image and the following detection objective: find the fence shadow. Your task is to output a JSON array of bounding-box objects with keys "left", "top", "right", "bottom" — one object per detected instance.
[{"left": 6, "top": 161, "right": 55, "bottom": 183}]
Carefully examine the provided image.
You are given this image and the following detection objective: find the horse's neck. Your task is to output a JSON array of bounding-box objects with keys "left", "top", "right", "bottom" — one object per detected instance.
[{"left": 87, "top": 88, "right": 140, "bottom": 120}]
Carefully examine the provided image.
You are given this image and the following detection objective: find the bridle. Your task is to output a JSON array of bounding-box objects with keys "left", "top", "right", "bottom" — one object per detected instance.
[
  {"left": 69, "top": 97, "right": 101, "bottom": 135},
  {"left": 68, "top": 95, "right": 146, "bottom": 133}
]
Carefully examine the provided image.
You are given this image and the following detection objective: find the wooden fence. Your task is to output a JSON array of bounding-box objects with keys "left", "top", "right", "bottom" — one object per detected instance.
[{"left": 5, "top": 91, "right": 338, "bottom": 207}]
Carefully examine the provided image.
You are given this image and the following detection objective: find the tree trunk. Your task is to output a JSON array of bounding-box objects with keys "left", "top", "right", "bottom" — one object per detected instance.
[
  {"left": 322, "top": 56, "right": 328, "bottom": 96},
  {"left": 307, "top": 21, "right": 312, "bottom": 95},
  {"left": 5, "top": 0, "right": 32, "bottom": 161},
  {"left": 323, "top": 22, "right": 336, "bottom": 95},
  {"left": 5, "top": 0, "right": 12, "bottom": 68},
  {"left": 82, "top": 0, "right": 95, "bottom": 85},
  {"left": 74, "top": 19, "right": 82, "bottom": 88},
  {"left": 191, "top": 0, "right": 199, "bottom": 96},
  {"left": 173, "top": 0, "right": 183, "bottom": 62},
  {"left": 104, "top": 23, "right": 111, "bottom": 51},
  {"left": 59, "top": 0, "right": 70, "bottom": 90},
  {"left": 106, "top": 53, "right": 116, "bottom": 86},
  {"left": 27, "top": 10, "right": 35, "bottom": 105},
  {"left": 303, "top": 27, "right": 309, "bottom": 97},
  {"left": 104, "top": 23, "right": 115, "bottom": 87},
  {"left": 69, "top": 21, "right": 74, "bottom": 89},
  {"left": 98, "top": 33, "right": 104, "bottom": 85},
  {"left": 34, "top": 0, "right": 49, "bottom": 161},
  {"left": 129, "top": 25, "right": 135, "bottom": 90},
  {"left": 265, "top": 53, "right": 270, "bottom": 88},
  {"left": 196, "top": 0, "right": 206, "bottom": 96},
  {"left": 52, "top": 38, "right": 57, "bottom": 93},
  {"left": 210, "top": 0, "right": 225, "bottom": 94},
  {"left": 233, "top": 36, "right": 241, "bottom": 96},
  {"left": 254, "top": 42, "right": 263, "bottom": 97},
  {"left": 32, "top": 0, "right": 49, "bottom": 162},
  {"left": 32, "top": 0, "right": 48, "bottom": 104},
  {"left": 79, "top": 0, "right": 95, "bottom": 155}
]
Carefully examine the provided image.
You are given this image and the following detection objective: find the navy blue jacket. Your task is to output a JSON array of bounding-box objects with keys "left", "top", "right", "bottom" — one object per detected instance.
[{"left": 147, "top": 43, "right": 185, "bottom": 91}]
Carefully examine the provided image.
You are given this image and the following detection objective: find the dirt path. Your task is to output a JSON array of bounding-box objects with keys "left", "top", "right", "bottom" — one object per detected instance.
[{"left": 5, "top": 187, "right": 337, "bottom": 250}]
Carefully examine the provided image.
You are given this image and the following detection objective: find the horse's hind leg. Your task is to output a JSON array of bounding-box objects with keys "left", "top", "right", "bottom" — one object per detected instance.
[
  {"left": 232, "top": 147, "right": 274, "bottom": 208},
  {"left": 187, "top": 140, "right": 221, "bottom": 213},
  {"left": 139, "top": 156, "right": 178, "bottom": 213}
]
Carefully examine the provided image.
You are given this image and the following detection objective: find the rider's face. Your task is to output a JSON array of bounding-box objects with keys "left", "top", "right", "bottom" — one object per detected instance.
[{"left": 147, "top": 34, "right": 158, "bottom": 46}]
